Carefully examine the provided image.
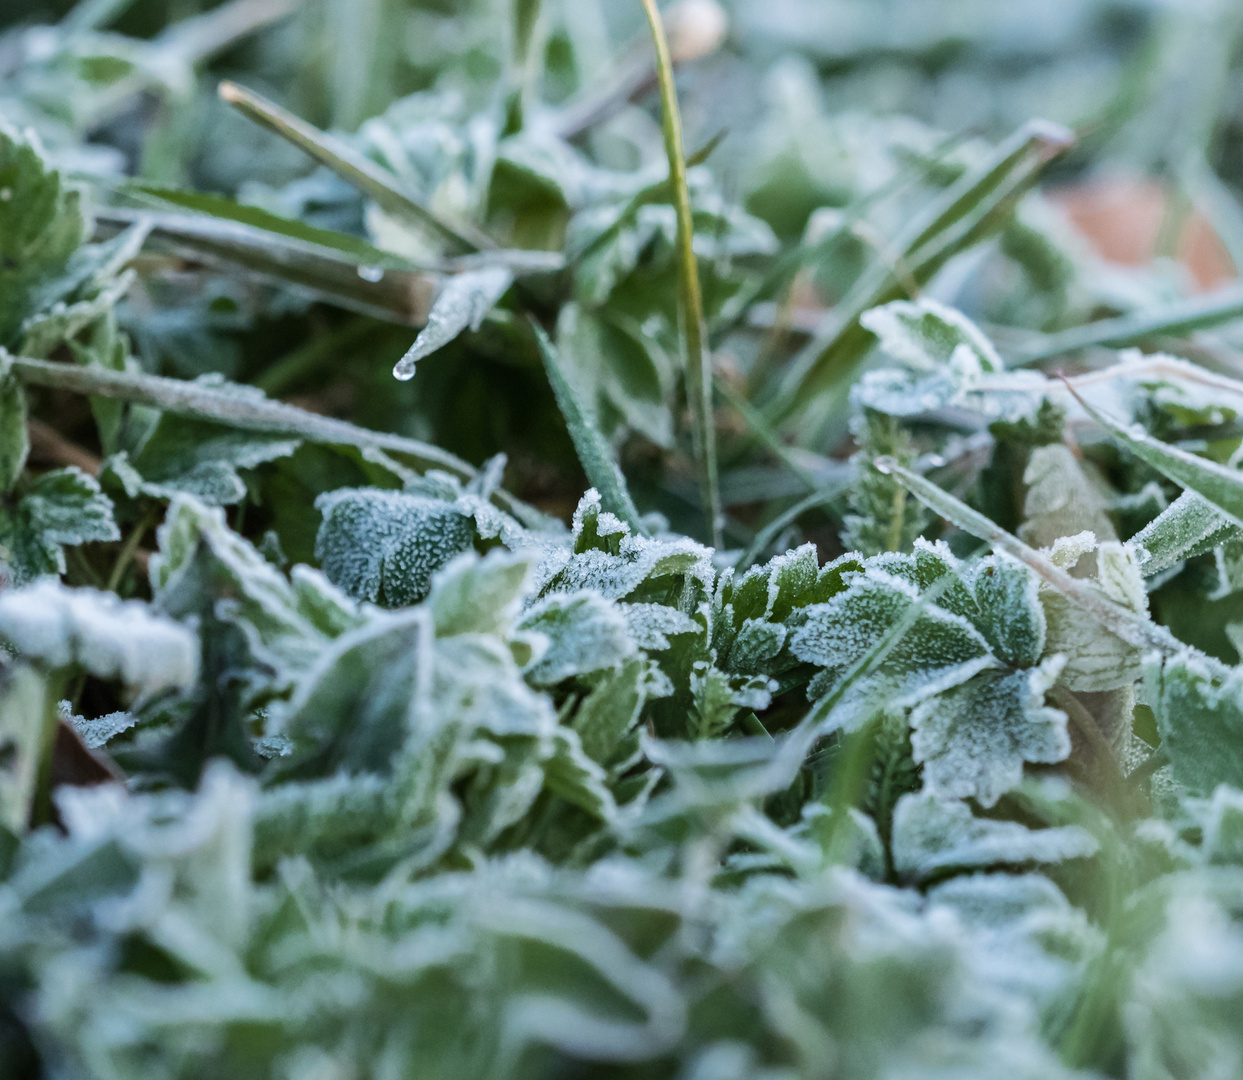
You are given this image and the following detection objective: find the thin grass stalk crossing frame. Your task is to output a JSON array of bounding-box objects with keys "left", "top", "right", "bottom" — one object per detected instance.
[{"left": 639, "top": 0, "right": 722, "bottom": 549}]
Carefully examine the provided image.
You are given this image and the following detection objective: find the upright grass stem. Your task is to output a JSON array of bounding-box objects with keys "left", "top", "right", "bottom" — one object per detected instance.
[{"left": 639, "top": 0, "right": 722, "bottom": 549}]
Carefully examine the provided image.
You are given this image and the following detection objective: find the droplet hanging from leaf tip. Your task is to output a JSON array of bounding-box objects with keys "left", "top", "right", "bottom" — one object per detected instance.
[{"left": 392, "top": 356, "right": 416, "bottom": 381}]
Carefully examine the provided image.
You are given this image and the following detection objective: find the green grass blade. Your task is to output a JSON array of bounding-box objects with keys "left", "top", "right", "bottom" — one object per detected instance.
[
  {"left": 530, "top": 322, "right": 645, "bottom": 535},
  {"left": 217, "top": 81, "right": 493, "bottom": 255},
  {"left": 1067, "top": 380, "right": 1243, "bottom": 528},
  {"left": 639, "top": 0, "right": 721, "bottom": 549},
  {"left": 3, "top": 350, "right": 539, "bottom": 525},
  {"left": 1012, "top": 284, "right": 1243, "bottom": 365},
  {"left": 97, "top": 207, "right": 438, "bottom": 326}
]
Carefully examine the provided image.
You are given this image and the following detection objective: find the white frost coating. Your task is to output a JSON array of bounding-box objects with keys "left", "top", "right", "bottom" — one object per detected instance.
[
  {"left": 519, "top": 591, "right": 636, "bottom": 685},
  {"left": 392, "top": 265, "right": 514, "bottom": 380},
  {"left": 0, "top": 580, "right": 198, "bottom": 697},
  {"left": 911, "top": 656, "right": 1070, "bottom": 808},
  {"left": 1048, "top": 531, "right": 1098, "bottom": 570},
  {"left": 891, "top": 793, "right": 1098, "bottom": 884}
]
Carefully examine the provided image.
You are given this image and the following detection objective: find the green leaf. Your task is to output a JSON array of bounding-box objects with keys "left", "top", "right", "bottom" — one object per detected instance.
[
  {"left": 891, "top": 792, "right": 1098, "bottom": 883},
  {"left": 860, "top": 297, "right": 1002, "bottom": 373},
  {"left": 126, "top": 384, "right": 302, "bottom": 504},
  {"left": 0, "top": 121, "right": 87, "bottom": 344},
  {"left": 0, "top": 356, "right": 29, "bottom": 493},
  {"left": 0, "top": 664, "right": 51, "bottom": 833},
  {"left": 532, "top": 323, "right": 645, "bottom": 534},
  {"left": 791, "top": 567, "right": 995, "bottom": 731},
  {"left": 0, "top": 467, "right": 119, "bottom": 584},
  {"left": 1143, "top": 651, "right": 1243, "bottom": 797},
  {"left": 910, "top": 658, "right": 1070, "bottom": 808},
  {"left": 314, "top": 488, "right": 476, "bottom": 607},
  {"left": 518, "top": 591, "right": 636, "bottom": 686},
  {"left": 392, "top": 266, "right": 514, "bottom": 380}
]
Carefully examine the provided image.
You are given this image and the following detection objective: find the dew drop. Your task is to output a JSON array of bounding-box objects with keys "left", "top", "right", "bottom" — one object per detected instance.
[
  {"left": 358, "top": 265, "right": 385, "bottom": 283},
  {"left": 0, "top": 188, "right": 11, "bottom": 202},
  {"left": 392, "top": 359, "right": 416, "bottom": 382}
]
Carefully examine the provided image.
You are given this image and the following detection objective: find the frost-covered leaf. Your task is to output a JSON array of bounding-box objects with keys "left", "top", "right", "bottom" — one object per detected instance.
[
  {"left": 911, "top": 657, "right": 1070, "bottom": 807},
  {"left": 0, "top": 579, "right": 199, "bottom": 697},
  {"left": 891, "top": 793, "right": 1098, "bottom": 883},
  {"left": 1188, "top": 785, "right": 1243, "bottom": 866},
  {"left": 1041, "top": 586, "right": 1142, "bottom": 692},
  {"left": 1130, "top": 490, "right": 1240, "bottom": 576},
  {"left": 623, "top": 603, "right": 700, "bottom": 651},
  {"left": 543, "top": 491, "right": 713, "bottom": 602},
  {"left": 0, "top": 467, "right": 119, "bottom": 584},
  {"left": 860, "top": 298, "right": 1003, "bottom": 374},
  {"left": 392, "top": 265, "right": 513, "bottom": 379},
  {"left": 0, "top": 664, "right": 49, "bottom": 833},
  {"left": 573, "top": 657, "right": 669, "bottom": 764},
  {"left": 314, "top": 488, "right": 475, "bottom": 607},
  {"left": 0, "top": 121, "right": 87, "bottom": 344},
  {"left": 689, "top": 662, "right": 777, "bottom": 738},
  {"left": 428, "top": 549, "right": 533, "bottom": 637},
  {"left": 61, "top": 705, "right": 139, "bottom": 750},
  {"left": 519, "top": 591, "right": 636, "bottom": 686},
  {"left": 792, "top": 568, "right": 995, "bottom": 730},
  {"left": 1019, "top": 443, "right": 1116, "bottom": 557},
  {"left": 1144, "top": 651, "right": 1243, "bottom": 797},
  {"left": 127, "top": 393, "right": 302, "bottom": 505}
]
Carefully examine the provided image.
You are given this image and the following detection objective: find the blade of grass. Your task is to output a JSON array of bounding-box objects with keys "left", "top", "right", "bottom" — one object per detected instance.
[
  {"left": 4, "top": 351, "right": 542, "bottom": 526},
  {"left": 217, "top": 81, "right": 493, "bottom": 255},
  {"left": 530, "top": 322, "right": 646, "bottom": 534},
  {"left": 1011, "top": 284, "right": 1243, "bottom": 366},
  {"left": 1064, "top": 378, "right": 1243, "bottom": 527},
  {"left": 96, "top": 208, "right": 438, "bottom": 327},
  {"left": 639, "top": 0, "right": 721, "bottom": 549}
]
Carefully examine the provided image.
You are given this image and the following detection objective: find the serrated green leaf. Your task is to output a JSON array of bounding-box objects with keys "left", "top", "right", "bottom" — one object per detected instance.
[
  {"left": 791, "top": 568, "right": 995, "bottom": 730},
  {"left": 0, "top": 466, "right": 119, "bottom": 584},
  {"left": 519, "top": 591, "right": 636, "bottom": 686},
  {"left": 0, "top": 121, "right": 87, "bottom": 344},
  {"left": 1144, "top": 651, "right": 1243, "bottom": 797},
  {"left": 910, "top": 658, "right": 1069, "bottom": 807}
]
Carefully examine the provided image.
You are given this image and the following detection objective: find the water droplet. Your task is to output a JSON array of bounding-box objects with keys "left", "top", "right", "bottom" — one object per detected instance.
[
  {"left": 0, "top": 188, "right": 11, "bottom": 202},
  {"left": 392, "top": 360, "right": 416, "bottom": 382},
  {"left": 358, "top": 265, "right": 385, "bottom": 283}
]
